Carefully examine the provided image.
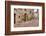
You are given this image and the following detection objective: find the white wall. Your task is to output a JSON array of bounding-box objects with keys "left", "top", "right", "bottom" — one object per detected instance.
[{"left": 0, "top": 0, "right": 46, "bottom": 36}]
